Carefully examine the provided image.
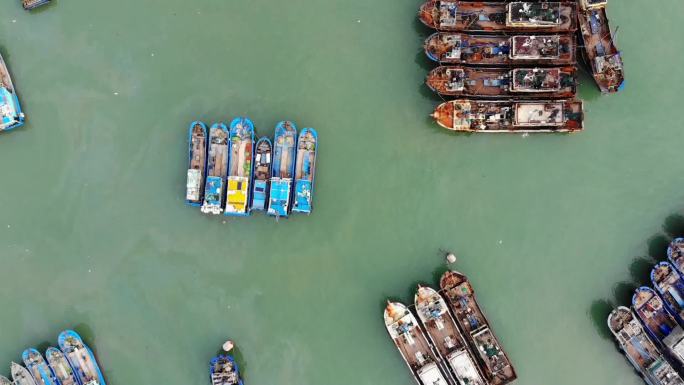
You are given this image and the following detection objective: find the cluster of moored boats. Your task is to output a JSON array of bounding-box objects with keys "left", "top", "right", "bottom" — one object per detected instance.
[
  {"left": 608, "top": 238, "right": 684, "bottom": 385},
  {"left": 419, "top": 0, "right": 625, "bottom": 133},
  {"left": 0, "top": 53, "right": 25, "bottom": 132},
  {"left": 384, "top": 270, "right": 516, "bottom": 385},
  {"left": 1, "top": 330, "right": 106, "bottom": 385},
  {"left": 186, "top": 119, "right": 317, "bottom": 218}
]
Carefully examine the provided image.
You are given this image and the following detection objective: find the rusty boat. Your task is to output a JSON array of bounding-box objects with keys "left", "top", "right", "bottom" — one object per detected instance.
[
  {"left": 419, "top": 1, "right": 577, "bottom": 33},
  {"left": 424, "top": 33, "right": 576, "bottom": 66}
]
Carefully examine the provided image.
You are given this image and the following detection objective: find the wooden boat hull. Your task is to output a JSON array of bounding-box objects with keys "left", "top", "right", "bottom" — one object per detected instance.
[
  {"left": 426, "top": 66, "right": 576, "bottom": 98},
  {"left": 12, "top": 363, "right": 38, "bottom": 385},
  {"left": 0, "top": 53, "right": 25, "bottom": 132},
  {"left": 58, "top": 330, "right": 106, "bottom": 385},
  {"left": 209, "top": 355, "right": 244, "bottom": 385},
  {"left": 186, "top": 121, "right": 208, "bottom": 206},
  {"left": 225, "top": 117, "right": 255, "bottom": 217},
  {"left": 45, "top": 347, "right": 79, "bottom": 385},
  {"left": 23, "top": 348, "right": 58, "bottom": 385},
  {"left": 577, "top": 4, "right": 624, "bottom": 93},
  {"left": 201, "top": 123, "right": 229, "bottom": 215},
  {"left": 424, "top": 33, "right": 576, "bottom": 66},
  {"left": 267, "top": 121, "right": 297, "bottom": 218},
  {"left": 419, "top": 1, "right": 577, "bottom": 33},
  {"left": 292, "top": 128, "right": 317, "bottom": 214},
  {"left": 251, "top": 137, "right": 272, "bottom": 211}
]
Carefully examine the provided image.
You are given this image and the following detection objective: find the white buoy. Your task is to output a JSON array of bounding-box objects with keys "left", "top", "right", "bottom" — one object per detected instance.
[
  {"left": 446, "top": 252, "right": 457, "bottom": 264},
  {"left": 222, "top": 340, "right": 234, "bottom": 352}
]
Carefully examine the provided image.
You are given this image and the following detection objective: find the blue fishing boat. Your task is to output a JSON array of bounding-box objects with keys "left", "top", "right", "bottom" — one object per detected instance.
[
  {"left": 201, "top": 123, "right": 229, "bottom": 215},
  {"left": 0, "top": 53, "right": 25, "bottom": 132},
  {"left": 23, "top": 349, "right": 59, "bottom": 385},
  {"left": 12, "top": 363, "right": 38, "bottom": 385},
  {"left": 633, "top": 287, "right": 684, "bottom": 366},
  {"left": 58, "top": 330, "right": 106, "bottom": 385},
  {"left": 224, "top": 117, "right": 255, "bottom": 216},
  {"left": 251, "top": 137, "right": 272, "bottom": 211},
  {"left": 209, "top": 355, "right": 243, "bottom": 385},
  {"left": 292, "top": 128, "right": 317, "bottom": 214},
  {"left": 267, "top": 121, "right": 297, "bottom": 218},
  {"left": 652, "top": 262, "right": 684, "bottom": 325},
  {"left": 45, "top": 347, "right": 78, "bottom": 385},
  {"left": 186, "top": 121, "right": 208, "bottom": 206},
  {"left": 668, "top": 238, "right": 684, "bottom": 275}
]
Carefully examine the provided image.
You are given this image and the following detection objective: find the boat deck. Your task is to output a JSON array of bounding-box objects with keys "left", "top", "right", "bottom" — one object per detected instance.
[
  {"left": 207, "top": 134, "right": 228, "bottom": 179},
  {"left": 22, "top": 0, "right": 51, "bottom": 10},
  {"left": 578, "top": 6, "right": 623, "bottom": 92},
  {"left": 670, "top": 239, "right": 684, "bottom": 273},
  {"left": 634, "top": 289, "right": 679, "bottom": 341}
]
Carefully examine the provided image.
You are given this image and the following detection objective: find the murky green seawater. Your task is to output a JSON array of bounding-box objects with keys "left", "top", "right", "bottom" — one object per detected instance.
[{"left": 1, "top": 1, "right": 684, "bottom": 384}]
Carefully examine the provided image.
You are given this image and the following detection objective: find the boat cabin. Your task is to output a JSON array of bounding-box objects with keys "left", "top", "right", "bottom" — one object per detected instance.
[
  {"left": 511, "top": 68, "right": 562, "bottom": 92},
  {"left": 417, "top": 363, "right": 449, "bottom": 385},
  {"left": 507, "top": 2, "right": 562, "bottom": 27},
  {"left": 438, "top": 2, "right": 459, "bottom": 28},
  {"left": 514, "top": 102, "right": 564, "bottom": 126},
  {"left": 511, "top": 35, "right": 561, "bottom": 60}
]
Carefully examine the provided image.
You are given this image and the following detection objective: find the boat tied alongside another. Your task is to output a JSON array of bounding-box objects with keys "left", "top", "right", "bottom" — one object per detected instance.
[
  {"left": 267, "top": 121, "right": 297, "bottom": 218},
  {"left": 414, "top": 286, "right": 487, "bottom": 385},
  {"left": 58, "top": 330, "right": 106, "bottom": 385},
  {"left": 201, "top": 123, "right": 229, "bottom": 215},
  {"left": 632, "top": 287, "right": 684, "bottom": 367},
  {"left": 210, "top": 355, "right": 244, "bottom": 385},
  {"left": 608, "top": 306, "right": 684, "bottom": 385},
  {"left": 12, "top": 362, "right": 38, "bottom": 385},
  {"left": 440, "top": 271, "right": 517, "bottom": 385},
  {"left": 419, "top": 1, "right": 577, "bottom": 33},
  {"left": 384, "top": 301, "right": 451, "bottom": 385},
  {"left": 668, "top": 238, "right": 684, "bottom": 275},
  {"left": 577, "top": 0, "right": 625, "bottom": 93},
  {"left": 22, "top": 349, "right": 58, "bottom": 385},
  {"left": 651, "top": 262, "right": 684, "bottom": 325},
  {"left": 224, "top": 117, "right": 255, "bottom": 216},
  {"left": 186, "top": 121, "right": 208, "bottom": 206},
  {"left": 292, "top": 128, "right": 317, "bottom": 214},
  {"left": 424, "top": 33, "right": 576, "bottom": 66},
  {"left": 426, "top": 66, "right": 576, "bottom": 99},
  {"left": 251, "top": 137, "right": 272, "bottom": 211},
  {"left": 0, "top": 53, "right": 25, "bottom": 132},
  {"left": 45, "top": 347, "right": 78, "bottom": 385},
  {"left": 432, "top": 99, "right": 583, "bottom": 133}
]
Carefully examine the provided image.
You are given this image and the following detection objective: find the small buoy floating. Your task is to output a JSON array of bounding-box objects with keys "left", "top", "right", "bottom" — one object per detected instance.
[
  {"left": 445, "top": 252, "right": 457, "bottom": 264},
  {"left": 222, "top": 340, "right": 234, "bottom": 352}
]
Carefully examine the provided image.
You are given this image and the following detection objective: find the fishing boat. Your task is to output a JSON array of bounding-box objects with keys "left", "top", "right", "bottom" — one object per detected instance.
[
  {"left": 419, "top": 1, "right": 577, "bottom": 33},
  {"left": 12, "top": 363, "right": 38, "bottom": 385},
  {"left": 0, "top": 375, "right": 12, "bottom": 385},
  {"left": 224, "top": 117, "right": 255, "bottom": 216},
  {"left": 0, "top": 53, "right": 25, "bottom": 132},
  {"left": 384, "top": 301, "right": 451, "bottom": 385},
  {"left": 668, "top": 238, "right": 684, "bottom": 275},
  {"left": 633, "top": 287, "right": 684, "bottom": 366},
  {"left": 608, "top": 306, "right": 684, "bottom": 385},
  {"left": 432, "top": 99, "right": 583, "bottom": 133},
  {"left": 22, "top": 0, "right": 51, "bottom": 10},
  {"left": 58, "top": 330, "right": 106, "bottom": 385},
  {"left": 186, "top": 121, "right": 208, "bottom": 206},
  {"left": 45, "top": 347, "right": 78, "bottom": 385},
  {"left": 414, "top": 286, "right": 487, "bottom": 385},
  {"left": 209, "top": 355, "right": 243, "bottom": 385},
  {"left": 577, "top": 0, "right": 625, "bottom": 93},
  {"left": 424, "top": 33, "right": 576, "bottom": 66},
  {"left": 267, "top": 121, "right": 297, "bottom": 218},
  {"left": 652, "top": 262, "right": 684, "bottom": 325},
  {"left": 251, "top": 137, "right": 272, "bottom": 211},
  {"left": 200, "top": 123, "right": 229, "bottom": 215},
  {"left": 292, "top": 128, "right": 317, "bottom": 214},
  {"left": 23, "top": 349, "right": 59, "bottom": 385},
  {"left": 426, "top": 66, "right": 576, "bottom": 98},
  {"left": 440, "top": 271, "right": 517, "bottom": 385}
]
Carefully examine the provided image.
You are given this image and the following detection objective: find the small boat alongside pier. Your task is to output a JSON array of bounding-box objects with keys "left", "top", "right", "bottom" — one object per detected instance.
[
  {"left": 426, "top": 66, "right": 576, "bottom": 99},
  {"left": 210, "top": 355, "right": 244, "bottom": 385},
  {"left": 651, "top": 262, "right": 684, "bottom": 325},
  {"left": 201, "top": 123, "right": 229, "bottom": 215},
  {"left": 608, "top": 306, "right": 684, "bottom": 385},
  {"left": 186, "top": 121, "right": 208, "bottom": 207},
  {"left": 432, "top": 99, "right": 583, "bottom": 133},
  {"left": 224, "top": 117, "right": 255, "bottom": 217},
  {"left": 384, "top": 301, "right": 451, "bottom": 385},
  {"left": 22, "top": 349, "right": 58, "bottom": 385},
  {"left": 440, "top": 271, "right": 517, "bottom": 385},
  {"left": 424, "top": 33, "right": 576, "bottom": 66},
  {"left": 251, "top": 137, "right": 272, "bottom": 211},
  {"left": 292, "top": 128, "right": 317, "bottom": 214},
  {"left": 632, "top": 287, "right": 684, "bottom": 367},
  {"left": 58, "top": 330, "right": 106, "bottom": 385},
  {"left": 12, "top": 363, "right": 38, "bottom": 385},
  {"left": 45, "top": 347, "right": 78, "bottom": 385},
  {"left": 0, "top": 53, "right": 25, "bottom": 132},
  {"left": 267, "top": 121, "right": 297, "bottom": 218},
  {"left": 414, "top": 286, "right": 487, "bottom": 385}
]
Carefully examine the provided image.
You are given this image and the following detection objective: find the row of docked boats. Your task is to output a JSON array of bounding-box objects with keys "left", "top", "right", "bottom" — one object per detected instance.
[
  {"left": 1, "top": 330, "right": 106, "bottom": 385},
  {"left": 608, "top": 239, "right": 684, "bottom": 384},
  {"left": 186, "top": 119, "right": 317, "bottom": 218},
  {"left": 384, "top": 270, "right": 516, "bottom": 385},
  {"left": 0, "top": 53, "right": 25, "bottom": 132}
]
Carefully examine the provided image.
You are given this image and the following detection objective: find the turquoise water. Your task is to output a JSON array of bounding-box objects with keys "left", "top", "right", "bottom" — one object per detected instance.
[{"left": 1, "top": 0, "right": 684, "bottom": 384}]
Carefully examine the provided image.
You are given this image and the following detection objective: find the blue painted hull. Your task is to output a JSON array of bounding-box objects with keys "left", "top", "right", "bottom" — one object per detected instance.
[
  {"left": 292, "top": 128, "right": 317, "bottom": 214},
  {"left": 186, "top": 121, "right": 208, "bottom": 207},
  {"left": 23, "top": 348, "right": 59, "bottom": 385},
  {"left": 45, "top": 347, "right": 79, "bottom": 385},
  {"left": 209, "top": 355, "right": 244, "bottom": 385},
  {"left": 58, "top": 330, "right": 106, "bottom": 385},
  {"left": 267, "top": 121, "right": 297, "bottom": 218}
]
